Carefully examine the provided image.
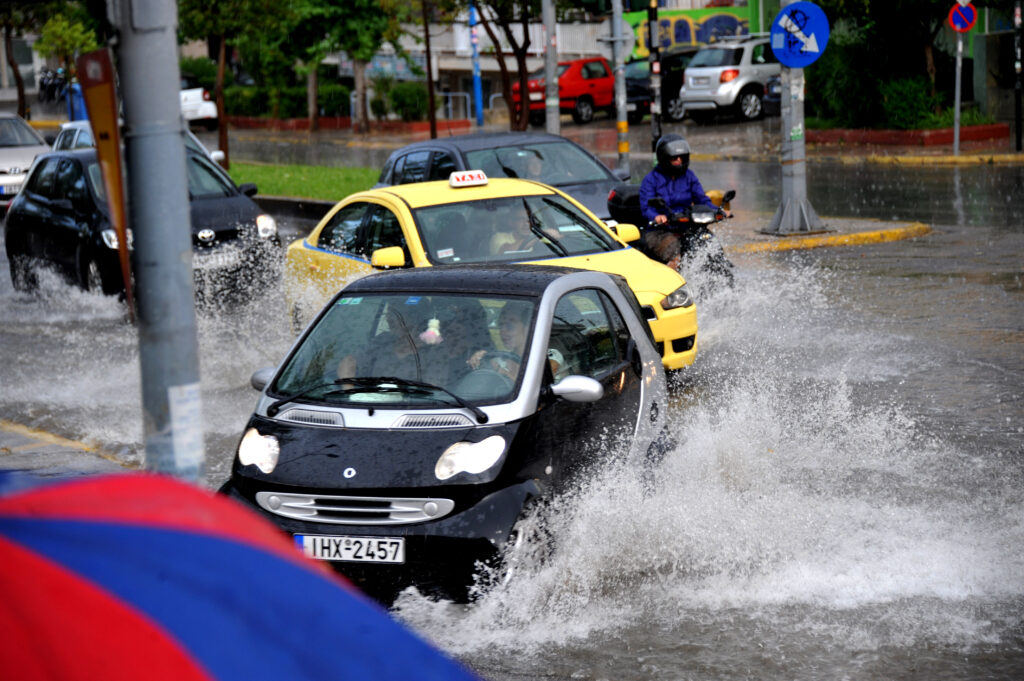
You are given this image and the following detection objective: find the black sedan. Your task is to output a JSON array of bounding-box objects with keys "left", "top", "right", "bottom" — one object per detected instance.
[
  {"left": 219, "top": 265, "right": 670, "bottom": 603},
  {"left": 4, "top": 147, "right": 279, "bottom": 301},
  {"left": 375, "top": 132, "right": 630, "bottom": 222}
]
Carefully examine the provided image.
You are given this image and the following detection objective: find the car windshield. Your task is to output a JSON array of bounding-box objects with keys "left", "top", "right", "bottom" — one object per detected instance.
[
  {"left": 624, "top": 61, "right": 649, "bottom": 79},
  {"left": 464, "top": 141, "right": 612, "bottom": 185},
  {"left": 274, "top": 293, "right": 537, "bottom": 406},
  {"left": 0, "top": 117, "right": 46, "bottom": 147},
  {"left": 416, "top": 193, "right": 621, "bottom": 265},
  {"left": 688, "top": 46, "right": 743, "bottom": 67}
]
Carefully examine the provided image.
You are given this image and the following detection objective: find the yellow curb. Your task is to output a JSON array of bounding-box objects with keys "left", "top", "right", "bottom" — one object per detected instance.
[
  {"left": 0, "top": 419, "right": 130, "bottom": 468},
  {"left": 860, "top": 154, "right": 1024, "bottom": 166},
  {"left": 728, "top": 222, "right": 931, "bottom": 254},
  {"left": 28, "top": 120, "right": 65, "bottom": 130}
]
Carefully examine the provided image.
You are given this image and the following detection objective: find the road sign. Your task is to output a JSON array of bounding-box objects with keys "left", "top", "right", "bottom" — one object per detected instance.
[
  {"left": 949, "top": 3, "right": 977, "bottom": 32},
  {"left": 771, "top": 2, "right": 830, "bottom": 68}
]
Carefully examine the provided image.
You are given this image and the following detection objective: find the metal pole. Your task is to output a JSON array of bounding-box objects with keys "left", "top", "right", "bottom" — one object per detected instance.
[
  {"left": 470, "top": 2, "right": 484, "bottom": 126},
  {"left": 422, "top": 0, "right": 437, "bottom": 138},
  {"left": 764, "top": 0, "right": 823, "bottom": 235},
  {"left": 612, "top": 0, "right": 629, "bottom": 173},
  {"left": 647, "top": 0, "right": 661, "bottom": 154},
  {"left": 543, "top": 0, "right": 559, "bottom": 135},
  {"left": 954, "top": 33, "right": 963, "bottom": 156},
  {"left": 1015, "top": 1, "right": 1021, "bottom": 152},
  {"left": 111, "top": 0, "right": 203, "bottom": 481}
]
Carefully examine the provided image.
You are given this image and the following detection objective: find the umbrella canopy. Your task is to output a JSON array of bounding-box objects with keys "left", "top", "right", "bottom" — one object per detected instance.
[{"left": 0, "top": 472, "right": 480, "bottom": 681}]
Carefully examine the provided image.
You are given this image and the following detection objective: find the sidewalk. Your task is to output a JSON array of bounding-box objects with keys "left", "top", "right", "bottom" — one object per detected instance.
[{"left": 0, "top": 419, "right": 131, "bottom": 477}]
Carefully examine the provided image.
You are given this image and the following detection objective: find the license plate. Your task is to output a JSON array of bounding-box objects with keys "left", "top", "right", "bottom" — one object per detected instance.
[
  {"left": 693, "top": 76, "right": 709, "bottom": 86},
  {"left": 193, "top": 248, "right": 240, "bottom": 270},
  {"left": 626, "top": 103, "right": 636, "bottom": 111},
  {"left": 296, "top": 534, "right": 405, "bottom": 564},
  {"left": 528, "top": 92, "right": 543, "bottom": 102}
]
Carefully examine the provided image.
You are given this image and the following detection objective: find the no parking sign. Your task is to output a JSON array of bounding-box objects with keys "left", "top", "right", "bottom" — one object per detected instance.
[{"left": 949, "top": 2, "right": 977, "bottom": 33}]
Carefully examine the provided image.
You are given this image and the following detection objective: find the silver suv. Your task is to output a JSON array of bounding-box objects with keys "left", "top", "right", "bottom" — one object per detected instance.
[{"left": 679, "top": 36, "right": 780, "bottom": 122}]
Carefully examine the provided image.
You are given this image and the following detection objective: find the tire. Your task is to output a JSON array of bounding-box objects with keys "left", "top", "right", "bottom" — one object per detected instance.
[
  {"left": 571, "top": 96, "right": 594, "bottom": 124},
  {"left": 8, "top": 253, "right": 36, "bottom": 292},
  {"left": 736, "top": 87, "right": 764, "bottom": 121},
  {"left": 664, "top": 96, "right": 686, "bottom": 122},
  {"left": 77, "top": 249, "right": 110, "bottom": 295}
]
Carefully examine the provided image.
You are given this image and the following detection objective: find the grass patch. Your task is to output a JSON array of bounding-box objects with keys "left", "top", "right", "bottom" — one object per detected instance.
[{"left": 228, "top": 162, "right": 379, "bottom": 201}]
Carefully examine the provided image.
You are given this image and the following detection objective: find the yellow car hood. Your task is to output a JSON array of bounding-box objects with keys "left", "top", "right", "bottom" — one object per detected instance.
[{"left": 528, "top": 247, "right": 685, "bottom": 297}]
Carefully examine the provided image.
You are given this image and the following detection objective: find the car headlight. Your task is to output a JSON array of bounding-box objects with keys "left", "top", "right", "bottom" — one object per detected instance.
[
  {"left": 661, "top": 284, "right": 694, "bottom": 310},
  {"left": 101, "top": 228, "right": 134, "bottom": 250},
  {"left": 256, "top": 214, "right": 277, "bottom": 239},
  {"left": 435, "top": 435, "right": 506, "bottom": 481},
  {"left": 238, "top": 427, "right": 280, "bottom": 474}
]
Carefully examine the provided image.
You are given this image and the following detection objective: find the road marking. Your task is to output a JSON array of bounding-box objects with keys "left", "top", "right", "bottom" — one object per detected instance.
[{"left": 0, "top": 419, "right": 130, "bottom": 467}]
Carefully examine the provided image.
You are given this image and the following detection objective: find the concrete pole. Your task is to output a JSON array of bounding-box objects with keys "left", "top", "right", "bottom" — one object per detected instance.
[
  {"left": 764, "top": 1, "right": 823, "bottom": 235},
  {"left": 543, "top": 0, "right": 559, "bottom": 135},
  {"left": 1015, "top": 1, "right": 1021, "bottom": 152},
  {"left": 611, "top": 0, "right": 629, "bottom": 173},
  {"left": 111, "top": 0, "right": 204, "bottom": 481},
  {"left": 954, "top": 33, "right": 963, "bottom": 156},
  {"left": 647, "top": 1, "right": 661, "bottom": 154}
]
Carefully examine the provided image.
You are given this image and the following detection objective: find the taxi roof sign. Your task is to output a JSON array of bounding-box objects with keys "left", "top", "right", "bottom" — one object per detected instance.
[{"left": 449, "top": 170, "right": 488, "bottom": 187}]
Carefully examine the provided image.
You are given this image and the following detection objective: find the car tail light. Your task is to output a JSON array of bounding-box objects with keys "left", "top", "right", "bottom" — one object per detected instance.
[
  {"left": 608, "top": 189, "right": 617, "bottom": 201},
  {"left": 203, "top": 89, "right": 211, "bottom": 101},
  {"left": 720, "top": 69, "right": 739, "bottom": 83}
]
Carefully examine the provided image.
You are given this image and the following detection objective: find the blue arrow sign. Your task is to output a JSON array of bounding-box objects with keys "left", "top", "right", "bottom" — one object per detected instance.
[{"left": 771, "top": 2, "right": 830, "bottom": 68}]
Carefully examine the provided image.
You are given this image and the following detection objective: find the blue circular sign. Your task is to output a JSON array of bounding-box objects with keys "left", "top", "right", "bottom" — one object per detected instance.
[{"left": 771, "top": 2, "right": 830, "bottom": 68}]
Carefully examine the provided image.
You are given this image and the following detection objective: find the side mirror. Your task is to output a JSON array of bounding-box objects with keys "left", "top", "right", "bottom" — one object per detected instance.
[
  {"left": 371, "top": 246, "right": 406, "bottom": 269},
  {"left": 250, "top": 367, "right": 276, "bottom": 391},
  {"left": 612, "top": 223, "right": 641, "bottom": 243},
  {"left": 210, "top": 150, "right": 225, "bottom": 163},
  {"left": 612, "top": 166, "right": 630, "bottom": 181},
  {"left": 550, "top": 375, "right": 604, "bottom": 403},
  {"left": 238, "top": 182, "right": 258, "bottom": 197}
]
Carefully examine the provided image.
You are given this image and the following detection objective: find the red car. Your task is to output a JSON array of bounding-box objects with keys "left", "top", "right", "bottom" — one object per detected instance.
[{"left": 512, "top": 56, "right": 614, "bottom": 125}]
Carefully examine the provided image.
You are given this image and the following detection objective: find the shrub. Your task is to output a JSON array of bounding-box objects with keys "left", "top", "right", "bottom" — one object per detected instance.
[
  {"left": 319, "top": 83, "right": 351, "bottom": 117},
  {"left": 805, "top": 22, "right": 881, "bottom": 128},
  {"left": 390, "top": 81, "right": 429, "bottom": 122},
  {"left": 879, "top": 78, "right": 942, "bottom": 130},
  {"left": 179, "top": 57, "right": 220, "bottom": 90}
]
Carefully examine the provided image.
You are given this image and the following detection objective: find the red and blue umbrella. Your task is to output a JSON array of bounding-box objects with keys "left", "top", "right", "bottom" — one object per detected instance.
[{"left": 0, "top": 472, "right": 480, "bottom": 681}]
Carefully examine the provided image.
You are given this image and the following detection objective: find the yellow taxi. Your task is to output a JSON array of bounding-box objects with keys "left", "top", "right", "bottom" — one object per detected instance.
[{"left": 285, "top": 171, "right": 698, "bottom": 369}]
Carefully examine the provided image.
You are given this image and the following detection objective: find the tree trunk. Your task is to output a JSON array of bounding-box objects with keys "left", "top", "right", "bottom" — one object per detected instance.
[
  {"left": 354, "top": 60, "right": 368, "bottom": 134},
  {"left": 307, "top": 67, "right": 319, "bottom": 132},
  {"left": 4, "top": 24, "right": 26, "bottom": 119},
  {"left": 476, "top": 13, "right": 515, "bottom": 131},
  {"left": 215, "top": 35, "right": 230, "bottom": 169}
]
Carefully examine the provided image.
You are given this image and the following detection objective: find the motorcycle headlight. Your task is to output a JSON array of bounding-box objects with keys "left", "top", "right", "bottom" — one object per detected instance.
[
  {"left": 101, "top": 228, "right": 134, "bottom": 250},
  {"left": 692, "top": 211, "right": 714, "bottom": 224},
  {"left": 435, "top": 435, "right": 506, "bottom": 481},
  {"left": 256, "top": 214, "right": 277, "bottom": 239},
  {"left": 238, "top": 427, "right": 280, "bottom": 474},
  {"left": 661, "top": 284, "right": 694, "bottom": 310}
]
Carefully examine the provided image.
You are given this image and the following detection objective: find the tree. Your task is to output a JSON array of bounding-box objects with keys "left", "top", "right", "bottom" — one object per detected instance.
[
  {"left": 32, "top": 10, "right": 98, "bottom": 76},
  {"left": 0, "top": 1, "right": 63, "bottom": 118},
  {"left": 474, "top": 0, "right": 541, "bottom": 131},
  {"left": 178, "top": 0, "right": 279, "bottom": 168}
]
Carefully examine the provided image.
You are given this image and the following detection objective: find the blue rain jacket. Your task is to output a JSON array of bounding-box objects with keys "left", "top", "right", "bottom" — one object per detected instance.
[{"left": 639, "top": 166, "right": 715, "bottom": 224}]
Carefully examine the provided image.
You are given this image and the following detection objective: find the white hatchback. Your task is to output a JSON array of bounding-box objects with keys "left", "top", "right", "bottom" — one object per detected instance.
[{"left": 180, "top": 74, "right": 218, "bottom": 130}]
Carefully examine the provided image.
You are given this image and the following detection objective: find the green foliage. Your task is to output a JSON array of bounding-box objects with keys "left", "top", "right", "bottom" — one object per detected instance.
[
  {"left": 805, "top": 21, "right": 881, "bottom": 128},
  {"left": 32, "top": 12, "right": 99, "bottom": 72},
  {"left": 389, "top": 81, "right": 429, "bottom": 122},
  {"left": 879, "top": 78, "right": 942, "bottom": 130},
  {"left": 223, "top": 83, "right": 351, "bottom": 118},
  {"left": 228, "top": 162, "right": 379, "bottom": 201},
  {"left": 922, "top": 105, "right": 995, "bottom": 130},
  {"left": 319, "top": 84, "right": 351, "bottom": 117},
  {"left": 179, "top": 57, "right": 223, "bottom": 91},
  {"left": 369, "top": 74, "right": 395, "bottom": 119}
]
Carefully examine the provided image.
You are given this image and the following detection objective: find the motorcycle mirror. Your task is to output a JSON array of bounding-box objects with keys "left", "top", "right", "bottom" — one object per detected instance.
[{"left": 723, "top": 189, "right": 736, "bottom": 203}]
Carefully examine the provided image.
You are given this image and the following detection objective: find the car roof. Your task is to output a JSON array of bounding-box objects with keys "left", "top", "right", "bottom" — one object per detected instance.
[
  {"left": 367, "top": 177, "right": 558, "bottom": 209},
  {"left": 345, "top": 264, "right": 587, "bottom": 297},
  {"left": 384, "top": 131, "right": 583, "bottom": 156},
  {"left": 33, "top": 148, "right": 98, "bottom": 164}
]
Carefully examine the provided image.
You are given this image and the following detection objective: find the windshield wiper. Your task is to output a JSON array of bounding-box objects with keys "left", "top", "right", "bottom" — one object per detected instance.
[
  {"left": 351, "top": 376, "right": 490, "bottom": 424},
  {"left": 266, "top": 377, "right": 385, "bottom": 417}
]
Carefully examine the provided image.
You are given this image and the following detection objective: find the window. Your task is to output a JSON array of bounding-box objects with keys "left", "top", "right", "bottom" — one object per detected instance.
[
  {"left": 582, "top": 61, "right": 608, "bottom": 79},
  {"left": 54, "top": 159, "right": 87, "bottom": 204},
  {"left": 428, "top": 152, "right": 457, "bottom": 181},
  {"left": 24, "top": 157, "right": 60, "bottom": 198},
  {"left": 397, "top": 151, "right": 430, "bottom": 184},
  {"left": 550, "top": 289, "right": 620, "bottom": 379},
  {"left": 364, "top": 206, "right": 407, "bottom": 255},
  {"left": 185, "top": 154, "right": 232, "bottom": 198},
  {"left": 74, "top": 127, "right": 94, "bottom": 148},
  {"left": 317, "top": 202, "right": 368, "bottom": 254}
]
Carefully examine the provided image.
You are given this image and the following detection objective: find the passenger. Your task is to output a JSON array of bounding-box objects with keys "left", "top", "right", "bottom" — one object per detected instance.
[{"left": 467, "top": 304, "right": 531, "bottom": 382}]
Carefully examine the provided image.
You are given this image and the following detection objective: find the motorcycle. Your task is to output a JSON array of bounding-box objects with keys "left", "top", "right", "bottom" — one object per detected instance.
[{"left": 607, "top": 184, "right": 735, "bottom": 291}]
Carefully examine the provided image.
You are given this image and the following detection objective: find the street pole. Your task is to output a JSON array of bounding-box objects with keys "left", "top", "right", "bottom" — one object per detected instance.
[
  {"left": 612, "top": 0, "right": 629, "bottom": 174},
  {"left": 543, "top": 0, "right": 559, "bottom": 135},
  {"left": 469, "top": 2, "right": 484, "bottom": 127},
  {"left": 423, "top": 0, "right": 437, "bottom": 139},
  {"left": 109, "top": 0, "right": 203, "bottom": 481},
  {"left": 647, "top": 0, "right": 661, "bottom": 154},
  {"left": 954, "top": 32, "right": 963, "bottom": 155},
  {"left": 1015, "top": 1, "right": 1022, "bottom": 152}
]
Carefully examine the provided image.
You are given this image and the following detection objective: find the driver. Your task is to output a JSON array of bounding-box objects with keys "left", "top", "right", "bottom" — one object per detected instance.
[
  {"left": 468, "top": 304, "right": 529, "bottom": 381},
  {"left": 639, "top": 134, "right": 716, "bottom": 226}
]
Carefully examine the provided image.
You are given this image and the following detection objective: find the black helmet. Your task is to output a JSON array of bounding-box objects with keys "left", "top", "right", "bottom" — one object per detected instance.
[{"left": 655, "top": 134, "right": 690, "bottom": 176}]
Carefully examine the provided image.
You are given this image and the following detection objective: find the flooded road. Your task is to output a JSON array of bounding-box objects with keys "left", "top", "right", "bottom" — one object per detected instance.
[{"left": 2, "top": 154, "right": 1022, "bottom": 678}]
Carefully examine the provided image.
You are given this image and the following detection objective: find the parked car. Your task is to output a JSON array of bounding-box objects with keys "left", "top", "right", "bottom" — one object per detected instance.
[
  {"left": 375, "top": 132, "right": 629, "bottom": 221},
  {"left": 763, "top": 74, "right": 782, "bottom": 117},
  {"left": 624, "top": 47, "right": 699, "bottom": 123},
  {"left": 180, "top": 73, "right": 218, "bottom": 131},
  {"left": 4, "top": 148, "right": 279, "bottom": 301},
  {"left": 285, "top": 172, "right": 698, "bottom": 371},
  {"left": 0, "top": 113, "right": 51, "bottom": 215},
  {"left": 511, "top": 56, "right": 614, "bottom": 125},
  {"left": 219, "top": 264, "right": 670, "bottom": 602},
  {"left": 678, "top": 36, "right": 781, "bottom": 122},
  {"left": 51, "top": 118, "right": 226, "bottom": 163}
]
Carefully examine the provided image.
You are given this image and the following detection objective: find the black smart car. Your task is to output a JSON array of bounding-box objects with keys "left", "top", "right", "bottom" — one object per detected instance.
[
  {"left": 219, "top": 265, "right": 669, "bottom": 602},
  {"left": 4, "top": 147, "right": 279, "bottom": 301},
  {"left": 375, "top": 132, "right": 630, "bottom": 222}
]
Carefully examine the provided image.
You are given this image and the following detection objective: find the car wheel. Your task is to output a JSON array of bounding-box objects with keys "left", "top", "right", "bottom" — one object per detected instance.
[
  {"left": 664, "top": 97, "right": 686, "bottom": 122},
  {"left": 8, "top": 253, "right": 37, "bottom": 292},
  {"left": 571, "top": 97, "right": 594, "bottom": 124},
  {"left": 77, "top": 249, "right": 110, "bottom": 294},
  {"left": 736, "top": 87, "right": 764, "bottom": 121}
]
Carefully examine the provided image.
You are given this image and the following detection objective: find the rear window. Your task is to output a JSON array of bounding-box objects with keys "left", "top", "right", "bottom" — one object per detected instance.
[{"left": 688, "top": 47, "right": 742, "bottom": 68}]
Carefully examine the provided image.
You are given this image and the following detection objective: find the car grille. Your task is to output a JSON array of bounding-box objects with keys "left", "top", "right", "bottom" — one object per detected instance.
[
  {"left": 255, "top": 491, "right": 455, "bottom": 526},
  {"left": 277, "top": 408, "right": 345, "bottom": 427},
  {"left": 392, "top": 413, "right": 474, "bottom": 428}
]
